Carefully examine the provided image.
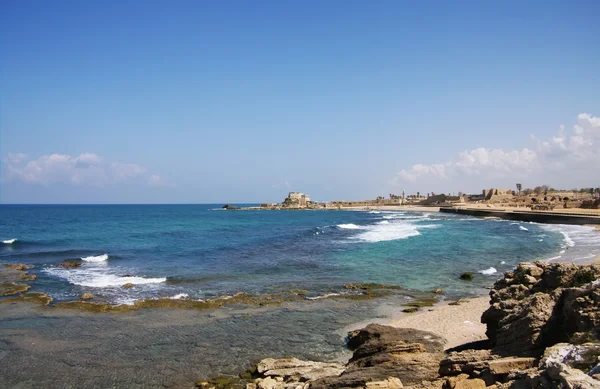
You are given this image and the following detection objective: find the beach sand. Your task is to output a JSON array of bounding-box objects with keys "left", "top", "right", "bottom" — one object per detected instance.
[{"left": 385, "top": 297, "right": 489, "bottom": 350}]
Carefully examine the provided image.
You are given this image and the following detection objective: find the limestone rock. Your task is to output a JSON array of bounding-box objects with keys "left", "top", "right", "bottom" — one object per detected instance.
[
  {"left": 122, "top": 283, "right": 134, "bottom": 289},
  {"left": 81, "top": 293, "right": 94, "bottom": 300},
  {"left": 439, "top": 350, "right": 495, "bottom": 376},
  {"left": 256, "top": 376, "right": 284, "bottom": 389},
  {"left": 365, "top": 377, "right": 403, "bottom": 388},
  {"left": 481, "top": 262, "right": 600, "bottom": 356},
  {"left": 311, "top": 325, "right": 445, "bottom": 388},
  {"left": 3, "top": 263, "right": 34, "bottom": 271},
  {"left": 486, "top": 358, "right": 537, "bottom": 375},
  {"left": 256, "top": 357, "right": 344, "bottom": 382},
  {"left": 445, "top": 374, "right": 487, "bottom": 389}
]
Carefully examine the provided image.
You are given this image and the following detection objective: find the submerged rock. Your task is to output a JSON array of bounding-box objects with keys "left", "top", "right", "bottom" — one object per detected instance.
[
  {"left": 80, "top": 293, "right": 94, "bottom": 301},
  {"left": 58, "top": 260, "right": 81, "bottom": 269},
  {"left": 0, "top": 282, "right": 30, "bottom": 296},
  {"left": 3, "top": 263, "right": 34, "bottom": 271}
]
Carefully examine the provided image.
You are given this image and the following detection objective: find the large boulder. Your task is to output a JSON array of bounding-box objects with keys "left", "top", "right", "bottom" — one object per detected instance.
[
  {"left": 481, "top": 262, "right": 600, "bottom": 356},
  {"left": 310, "top": 324, "right": 445, "bottom": 388}
]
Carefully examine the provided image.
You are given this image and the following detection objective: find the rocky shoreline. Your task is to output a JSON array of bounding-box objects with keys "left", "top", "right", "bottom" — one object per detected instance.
[{"left": 200, "top": 261, "right": 600, "bottom": 389}]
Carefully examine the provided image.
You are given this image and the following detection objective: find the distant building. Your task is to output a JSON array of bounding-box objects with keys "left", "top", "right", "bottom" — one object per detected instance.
[
  {"left": 283, "top": 192, "right": 310, "bottom": 207},
  {"left": 482, "top": 188, "right": 511, "bottom": 199}
]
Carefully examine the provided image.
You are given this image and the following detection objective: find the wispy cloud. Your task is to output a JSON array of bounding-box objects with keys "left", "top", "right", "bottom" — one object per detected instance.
[
  {"left": 2, "top": 152, "right": 166, "bottom": 188},
  {"left": 392, "top": 113, "right": 600, "bottom": 190}
]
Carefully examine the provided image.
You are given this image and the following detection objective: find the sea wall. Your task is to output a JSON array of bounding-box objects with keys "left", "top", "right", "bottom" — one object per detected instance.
[{"left": 440, "top": 207, "right": 600, "bottom": 225}]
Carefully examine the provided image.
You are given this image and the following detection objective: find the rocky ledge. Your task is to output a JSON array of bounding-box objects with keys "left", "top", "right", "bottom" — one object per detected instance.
[{"left": 199, "top": 262, "right": 600, "bottom": 389}]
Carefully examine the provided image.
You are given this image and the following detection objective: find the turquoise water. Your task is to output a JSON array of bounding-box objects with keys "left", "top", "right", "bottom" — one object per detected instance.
[{"left": 2, "top": 204, "right": 596, "bottom": 304}]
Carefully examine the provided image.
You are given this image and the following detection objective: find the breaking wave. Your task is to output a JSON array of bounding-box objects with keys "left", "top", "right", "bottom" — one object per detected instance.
[
  {"left": 44, "top": 266, "right": 166, "bottom": 288},
  {"left": 337, "top": 224, "right": 363, "bottom": 230},
  {"left": 519, "top": 226, "right": 529, "bottom": 231},
  {"left": 2, "top": 238, "right": 17, "bottom": 244},
  {"left": 478, "top": 267, "right": 497, "bottom": 275},
  {"left": 82, "top": 254, "right": 109, "bottom": 262}
]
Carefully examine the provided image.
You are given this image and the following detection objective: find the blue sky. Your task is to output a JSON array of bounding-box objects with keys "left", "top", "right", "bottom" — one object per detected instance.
[{"left": 1, "top": 1, "right": 599, "bottom": 203}]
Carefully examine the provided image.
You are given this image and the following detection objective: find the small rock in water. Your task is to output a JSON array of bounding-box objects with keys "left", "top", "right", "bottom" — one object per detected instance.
[
  {"left": 58, "top": 260, "right": 81, "bottom": 269},
  {"left": 80, "top": 293, "right": 94, "bottom": 301},
  {"left": 459, "top": 272, "right": 474, "bottom": 280},
  {"left": 122, "top": 283, "right": 134, "bottom": 289}
]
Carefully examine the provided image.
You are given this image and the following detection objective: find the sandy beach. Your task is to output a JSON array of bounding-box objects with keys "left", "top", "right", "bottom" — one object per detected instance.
[{"left": 385, "top": 297, "right": 489, "bottom": 350}]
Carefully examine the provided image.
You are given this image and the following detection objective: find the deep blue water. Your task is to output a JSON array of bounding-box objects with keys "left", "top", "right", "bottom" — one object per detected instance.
[{"left": 1, "top": 204, "right": 598, "bottom": 304}]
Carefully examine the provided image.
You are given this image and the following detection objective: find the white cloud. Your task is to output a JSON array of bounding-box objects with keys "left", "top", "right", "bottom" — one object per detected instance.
[
  {"left": 111, "top": 162, "right": 146, "bottom": 181},
  {"left": 392, "top": 113, "right": 599, "bottom": 191},
  {"left": 3, "top": 152, "right": 164, "bottom": 188},
  {"left": 147, "top": 174, "right": 163, "bottom": 186}
]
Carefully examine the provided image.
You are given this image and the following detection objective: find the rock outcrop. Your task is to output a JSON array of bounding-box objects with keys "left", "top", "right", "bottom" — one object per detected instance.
[
  {"left": 481, "top": 261, "right": 600, "bottom": 356},
  {"left": 311, "top": 325, "right": 446, "bottom": 388}
]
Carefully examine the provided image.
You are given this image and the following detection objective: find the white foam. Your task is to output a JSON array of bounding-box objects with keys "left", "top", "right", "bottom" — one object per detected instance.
[
  {"left": 368, "top": 211, "right": 381, "bottom": 214},
  {"left": 2, "top": 238, "right": 17, "bottom": 244},
  {"left": 337, "top": 223, "right": 363, "bottom": 230},
  {"left": 519, "top": 226, "right": 529, "bottom": 231},
  {"left": 306, "top": 293, "right": 341, "bottom": 300},
  {"left": 561, "top": 232, "right": 575, "bottom": 247},
  {"left": 500, "top": 261, "right": 506, "bottom": 265},
  {"left": 478, "top": 267, "right": 497, "bottom": 275},
  {"left": 170, "top": 293, "right": 189, "bottom": 299},
  {"left": 351, "top": 222, "right": 438, "bottom": 243},
  {"left": 45, "top": 267, "right": 166, "bottom": 288},
  {"left": 81, "top": 254, "right": 109, "bottom": 262},
  {"left": 376, "top": 220, "right": 390, "bottom": 225}
]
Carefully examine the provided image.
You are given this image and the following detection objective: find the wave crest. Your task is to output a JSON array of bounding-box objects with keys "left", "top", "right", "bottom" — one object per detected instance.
[
  {"left": 337, "top": 224, "right": 363, "bottom": 230},
  {"left": 3, "top": 238, "right": 17, "bottom": 244},
  {"left": 81, "top": 254, "right": 109, "bottom": 262},
  {"left": 478, "top": 267, "right": 497, "bottom": 275}
]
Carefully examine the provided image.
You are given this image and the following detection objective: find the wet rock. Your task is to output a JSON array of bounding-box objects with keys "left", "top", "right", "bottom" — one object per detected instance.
[
  {"left": 81, "top": 293, "right": 94, "bottom": 301},
  {"left": 122, "top": 283, "right": 134, "bottom": 289},
  {"left": 0, "top": 282, "right": 30, "bottom": 296},
  {"left": 58, "top": 260, "right": 81, "bottom": 269},
  {"left": 3, "top": 263, "right": 34, "bottom": 271},
  {"left": 460, "top": 273, "right": 474, "bottom": 281},
  {"left": 0, "top": 292, "right": 53, "bottom": 306}
]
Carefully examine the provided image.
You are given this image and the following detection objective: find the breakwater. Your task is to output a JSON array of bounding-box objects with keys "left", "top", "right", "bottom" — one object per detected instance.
[{"left": 440, "top": 207, "right": 600, "bottom": 225}]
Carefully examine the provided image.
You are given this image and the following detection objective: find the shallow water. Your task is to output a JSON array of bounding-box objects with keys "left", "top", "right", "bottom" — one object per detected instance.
[{"left": 0, "top": 297, "right": 401, "bottom": 389}]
